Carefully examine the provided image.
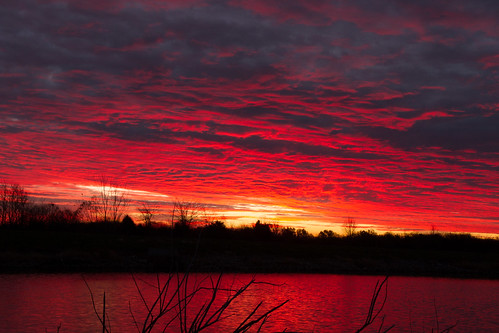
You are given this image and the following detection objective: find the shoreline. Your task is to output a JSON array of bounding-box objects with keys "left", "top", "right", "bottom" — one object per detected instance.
[
  {"left": 1, "top": 250, "right": 497, "bottom": 280},
  {"left": 1, "top": 226, "right": 497, "bottom": 279}
]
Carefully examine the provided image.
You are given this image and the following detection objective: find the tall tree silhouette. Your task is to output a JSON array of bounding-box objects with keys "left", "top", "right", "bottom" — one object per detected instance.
[
  {"left": 343, "top": 217, "right": 357, "bottom": 237},
  {"left": 92, "top": 177, "right": 129, "bottom": 222},
  {"left": 171, "top": 199, "right": 204, "bottom": 229},
  {"left": 0, "top": 182, "right": 28, "bottom": 225},
  {"left": 138, "top": 202, "right": 155, "bottom": 227}
]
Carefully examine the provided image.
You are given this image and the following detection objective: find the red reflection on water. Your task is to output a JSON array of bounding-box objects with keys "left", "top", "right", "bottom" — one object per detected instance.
[{"left": 0, "top": 274, "right": 498, "bottom": 332}]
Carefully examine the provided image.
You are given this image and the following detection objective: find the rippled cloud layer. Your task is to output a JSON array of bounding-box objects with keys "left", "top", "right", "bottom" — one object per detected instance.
[{"left": 1, "top": 0, "right": 498, "bottom": 234}]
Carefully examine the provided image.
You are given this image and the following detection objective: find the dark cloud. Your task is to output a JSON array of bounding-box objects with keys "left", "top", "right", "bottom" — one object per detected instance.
[
  {"left": 0, "top": 125, "right": 26, "bottom": 134},
  {"left": 364, "top": 114, "right": 499, "bottom": 153},
  {"left": 1, "top": 0, "right": 498, "bottom": 234}
]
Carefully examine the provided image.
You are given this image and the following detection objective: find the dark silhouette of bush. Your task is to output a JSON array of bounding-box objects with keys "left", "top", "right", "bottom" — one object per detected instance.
[
  {"left": 318, "top": 229, "right": 338, "bottom": 239},
  {"left": 253, "top": 220, "right": 273, "bottom": 240},
  {"left": 296, "top": 228, "right": 312, "bottom": 239},
  {"left": 26, "top": 203, "right": 80, "bottom": 227},
  {"left": 278, "top": 227, "right": 297, "bottom": 240},
  {"left": 203, "top": 220, "right": 228, "bottom": 238},
  {"left": 121, "top": 215, "right": 135, "bottom": 230}
]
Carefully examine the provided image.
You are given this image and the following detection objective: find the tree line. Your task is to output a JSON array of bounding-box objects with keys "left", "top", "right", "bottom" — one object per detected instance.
[
  {"left": 1, "top": 181, "right": 495, "bottom": 247},
  {"left": 0, "top": 180, "right": 236, "bottom": 229},
  {"left": 0, "top": 180, "right": 125, "bottom": 226},
  {"left": 0, "top": 180, "right": 359, "bottom": 239},
  {"left": 0, "top": 180, "right": 314, "bottom": 237}
]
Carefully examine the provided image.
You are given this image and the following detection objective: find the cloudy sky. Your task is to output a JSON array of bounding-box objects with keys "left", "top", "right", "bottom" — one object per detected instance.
[{"left": 1, "top": 0, "right": 498, "bottom": 234}]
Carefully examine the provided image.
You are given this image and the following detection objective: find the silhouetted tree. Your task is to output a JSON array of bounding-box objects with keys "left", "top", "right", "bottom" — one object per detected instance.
[
  {"left": 121, "top": 214, "right": 135, "bottom": 229},
  {"left": 296, "top": 228, "right": 312, "bottom": 239},
  {"left": 358, "top": 229, "right": 377, "bottom": 237},
  {"left": 430, "top": 223, "right": 438, "bottom": 235},
  {"left": 138, "top": 202, "right": 155, "bottom": 227},
  {"left": 253, "top": 220, "right": 273, "bottom": 239},
  {"left": 92, "top": 177, "right": 128, "bottom": 222},
  {"left": 204, "top": 220, "right": 228, "bottom": 237},
  {"left": 208, "top": 220, "right": 226, "bottom": 230},
  {"left": 0, "top": 183, "right": 8, "bottom": 224},
  {"left": 0, "top": 183, "right": 28, "bottom": 225},
  {"left": 318, "top": 229, "right": 338, "bottom": 239},
  {"left": 279, "top": 227, "right": 297, "bottom": 239},
  {"left": 26, "top": 203, "right": 79, "bottom": 225},
  {"left": 74, "top": 199, "right": 97, "bottom": 223},
  {"left": 171, "top": 199, "right": 204, "bottom": 229},
  {"left": 343, "top": 217, "right": 357, "bottom": 237}
]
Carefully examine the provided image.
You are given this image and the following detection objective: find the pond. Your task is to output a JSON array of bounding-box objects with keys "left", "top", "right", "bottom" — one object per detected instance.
[{"left": 0, "top": 273, "right": 497, "bottom": 332}]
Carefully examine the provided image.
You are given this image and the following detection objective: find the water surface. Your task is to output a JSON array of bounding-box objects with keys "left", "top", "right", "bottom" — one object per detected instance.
[{"left": 0, "top": 273, "right": 497, "bottom": 332}]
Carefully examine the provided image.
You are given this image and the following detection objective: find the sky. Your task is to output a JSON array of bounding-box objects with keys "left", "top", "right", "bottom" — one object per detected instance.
[{"left": 1, "top": 0, "right": 498, "bottom": 235}]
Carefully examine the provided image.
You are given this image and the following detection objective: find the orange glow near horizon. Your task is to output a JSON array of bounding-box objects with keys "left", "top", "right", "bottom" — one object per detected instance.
[{"left": 17, "top": 179, "right": 498, "bottom": 237}]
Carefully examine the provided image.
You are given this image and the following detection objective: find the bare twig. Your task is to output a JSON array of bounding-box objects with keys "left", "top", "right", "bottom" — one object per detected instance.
[
  {"left": 434, "top": 298, "right": 440, "bottom": 332},
  {"left": 433, "top": 298, "right": 458, "bottom": 333},
  {"left": 439, "top": 322, "right": 458, "bottom": 333},
  {"left": 102, "top": 292, "right": 106, "bottom": 333},
  {"left": 83, "top": 276, "right": 110, "bottom": 333},
  {"left": 128, "top": 300, "right": 141, "bottom": 333},
  {"left": 356, "top": 276, "right": 393, "bottom": 333},
  {"left": 124, "top": 272, "right": 289, "bottom": 333}
]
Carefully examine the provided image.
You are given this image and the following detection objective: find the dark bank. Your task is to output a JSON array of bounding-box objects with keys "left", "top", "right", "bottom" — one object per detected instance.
[{"left": 1, "top": 221, "right": 497, "bottom": 279}]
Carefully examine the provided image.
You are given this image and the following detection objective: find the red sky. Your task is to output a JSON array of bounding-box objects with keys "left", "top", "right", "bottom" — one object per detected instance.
[{"left": 1, "top": 0, "right": 498, "bottom": 235}]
